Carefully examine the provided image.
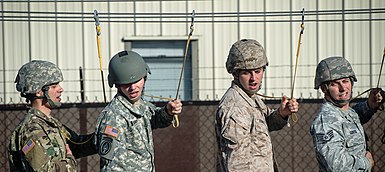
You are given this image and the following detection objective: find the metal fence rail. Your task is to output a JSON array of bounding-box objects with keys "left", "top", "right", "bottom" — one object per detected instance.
[{"left": 1, "top": 99, "right": 385, "bottom": 171}]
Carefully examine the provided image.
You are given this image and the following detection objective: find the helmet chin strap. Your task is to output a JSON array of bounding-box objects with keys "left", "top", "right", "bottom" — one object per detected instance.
[
  {"left": 42, "top": 86, "right": 61, "bottom": 108},
  {"left": 323, "top": 78, "right": 354, "bottom": 108},
  {"left": 324, "top": 85, "right": 352, "bottom": 108}
]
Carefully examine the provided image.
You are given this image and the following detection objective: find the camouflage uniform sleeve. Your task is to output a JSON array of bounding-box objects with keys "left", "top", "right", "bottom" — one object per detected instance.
[
  {"left": 265, "top": 108, "right": 288, "bottom": 132},
  {"left": 311, "top": 111, "right": 371, "bottom": 171},
  {"left": 95, "top": 110, "right": 131, "bottom": 171},
  {"left": 148, "top": 103, "right": 173, "bottom": 129},
  {"left": 22, "top": 124, "right": 77, "bottom": 171},
  {"left": 352, "top": 101, "right": 377, "bottom": 124},
  {"left": 218, "top": 106, "right": 252, "bottom": 146},
  {"left": 63, "top": 125, "right": 97, "bottom": 159}
]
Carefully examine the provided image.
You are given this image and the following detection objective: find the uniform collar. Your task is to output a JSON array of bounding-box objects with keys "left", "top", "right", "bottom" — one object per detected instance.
[
  {"left": 29, "top": 108, "right": 62, "bottom": 127},
  {"left": 115, "top": 92, "right": 144, "bottom": 117}
]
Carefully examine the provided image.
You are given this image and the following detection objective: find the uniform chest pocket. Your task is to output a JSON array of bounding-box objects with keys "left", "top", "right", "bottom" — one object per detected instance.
[
  {"left": 125, "top": 119, "right": 149, "bottom": 151},
  {"left": 344, "top": 128, "right": 364, "bottom": 148},
  {"left": 223, "top": 112, "right": 252, "bottom": 144}
]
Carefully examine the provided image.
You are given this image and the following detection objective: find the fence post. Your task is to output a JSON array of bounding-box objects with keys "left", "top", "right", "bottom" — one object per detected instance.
[{"left": 78, "top": 66, "right": 88, "bottom": 171}]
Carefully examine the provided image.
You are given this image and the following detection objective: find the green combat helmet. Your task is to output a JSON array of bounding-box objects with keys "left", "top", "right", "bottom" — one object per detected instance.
[
  {"left": 314, "top": 56, "right": 357, "bottom": 89},
  {"left": 108, "top": 50, "right": 151, "bottom": 88},
  {"left": 226, "top": 39, "right": 269, "bottom": 74},
  {"left": 15, "top": 60, "right": 63, "bottom": 107}
]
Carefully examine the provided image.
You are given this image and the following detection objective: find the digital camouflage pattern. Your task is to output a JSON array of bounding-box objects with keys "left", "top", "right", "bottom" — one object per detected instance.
[
  {"left": 15, "top": 60, "right": 63, "bottom": 94},
  {"left": 310, "top": 101, "right": 377, "bottom": 171},
  {"left": 314, "top": 56, "right": 357, "bottom": 89},
  {"left": 95, "top": 92, "right": 173, "bottom": 172},
  {"left": 107, "top": 50, "right": 151, "bottom": 88},
  {"left": 226, "top": 39, "right": 269, "bottom": 74},
  {"left": 8, "top": 108, "right": 77, "bottom": 172},
  {"left": 216, "top": 81, "right": 287, "bottom": 172}
]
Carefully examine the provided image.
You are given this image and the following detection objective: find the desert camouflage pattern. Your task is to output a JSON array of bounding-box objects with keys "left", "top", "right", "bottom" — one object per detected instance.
[
  {"left": 8, "top": 108, "right": 77, "bottom": 172},
  {"left": 310, "top": 101, "right": 377, "bottom": 171},
  {"left": 226, "top": 39, "right": 269, "bottom": 74},
  {"left": 314, "top": 56, "right": 357, "bottom": 89},
  {"left": 15, "top": 60, "right": 63, "bottom": 94},
  {"left": 216, "top": 81, "right": 287, "bottom": 172},
  {"left": 95, "top": 92, "right": 173, "bottom": 172}
]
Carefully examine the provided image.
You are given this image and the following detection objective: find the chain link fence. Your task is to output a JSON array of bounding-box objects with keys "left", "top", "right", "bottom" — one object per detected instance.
[{"left": 1, "top": 99, "right": 385, "bottom": 171}]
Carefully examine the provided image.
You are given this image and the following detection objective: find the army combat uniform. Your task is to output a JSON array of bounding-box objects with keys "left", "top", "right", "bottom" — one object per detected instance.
[
  {"left": 216, "top": 82, "right": 287, "bottom": 172},
  {"left": 8, "top": 108, "right": 77, "bottom": 172},
  {"left": 95, "top": 92, "right": 173, "bottom": 172},
  {"left": 310, "top": 101, "right": 377, "bottom": 172}
]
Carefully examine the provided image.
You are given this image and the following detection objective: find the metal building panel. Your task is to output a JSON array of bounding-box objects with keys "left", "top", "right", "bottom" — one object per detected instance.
[
  {"left": 135, "top": 1, "right": 161, "bottom": 36},
  {"left": 160, "top": 1, "right": 187, "bottom": 36}
]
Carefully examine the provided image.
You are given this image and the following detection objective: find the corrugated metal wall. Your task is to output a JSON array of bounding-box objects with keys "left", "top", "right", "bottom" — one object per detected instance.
[{"left": 1, "top": 0, "right": 385, "bottom": 103}]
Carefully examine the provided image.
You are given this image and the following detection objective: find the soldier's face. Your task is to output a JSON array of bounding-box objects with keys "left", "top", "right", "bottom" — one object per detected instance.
[
  {"left": 325, "top": 77, "right": 352, "bottom": 105},
  {"left": 119, "top": 78, "right": 145, "bottom": 103},
  {"left": 48, "top": 83, "right": 63, "bottom": 102},
  {"left": 238, "top": 68, "right": 264, "bottom": 95}
]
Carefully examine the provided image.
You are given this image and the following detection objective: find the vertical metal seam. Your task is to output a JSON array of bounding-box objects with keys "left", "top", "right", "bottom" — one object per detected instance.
[
  {"left": 212, "top": 0, "right": 215, "bottom": 100},
  {"left": 82, "top": 1, "right": 85, "bottom": 77},
  {"left": 160, "top": 0, "right": 162, "bottom": 36},
  {"left": 185, "top": 0, "right": 188, "bottom": 35},
  {"left": 55, "top": 1, "right": 59, "bottom": 65},
  {"left": 237, "top": 0, "right": 240, "bottom": 40},
  {"left": 2, "top": 1, "right": 6, "bottom": 103},
  {"left": 369, "top": 0, "right": 373, "bottom": 88},
  {"left": 108, "top": 0, "right": 112, "bottom": 99},
  {"left": 316, "top": 0, "right": 320, "bottom": 98},
  {"left": 342, "top": 0, "right": 345, "bottom": 58},
  {"left": 263, "top": 0, "right": 267, "bottom": 95},
  {"left": 28, "top": 0, "right": 31, "bottom": 61},
  {"left": 289, "top": 0, "right": 293, "bottom": 93},
  {"left": 133, "top": 0, "right": 137, "bottom": 36}
]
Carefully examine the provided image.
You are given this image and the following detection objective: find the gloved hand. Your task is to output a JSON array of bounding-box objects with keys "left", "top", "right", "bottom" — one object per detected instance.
[{"left": 368, "top": 88, "right": 385, "bottom": 111}]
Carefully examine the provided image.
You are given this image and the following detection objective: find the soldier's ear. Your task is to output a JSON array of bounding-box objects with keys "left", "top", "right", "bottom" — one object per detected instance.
[
  {"left": 35, "top": 90, "right": 44, "bottom": 97},
  {"left": 320, "top": 84, "right": 328, "bottom": 93}
]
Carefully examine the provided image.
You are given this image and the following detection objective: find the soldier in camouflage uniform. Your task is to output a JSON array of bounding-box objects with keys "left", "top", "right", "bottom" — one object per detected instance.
[
  {"left": 8, "top": 60, "right": 96, "bottom": 171},
  {"left": 94, "top": 50, "right": 182, "bottom": 171},
  {"left": 215, "top": 39, "right": 299, "bottom": 172},
  {"left": 310, "top": 56, "right": 385, "bottom": 171}
]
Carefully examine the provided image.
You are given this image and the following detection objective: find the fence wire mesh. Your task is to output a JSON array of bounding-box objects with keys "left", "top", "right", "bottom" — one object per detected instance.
[{"left": 1, "top": 99, "right": 385, "bottom": 172}]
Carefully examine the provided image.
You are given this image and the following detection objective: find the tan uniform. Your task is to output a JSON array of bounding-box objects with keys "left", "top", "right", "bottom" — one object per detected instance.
[
  {"left": 216, "top": 82, "right": 287, "bottom": 172},
  {"left": 8, "top": 108, "right": 77, "bottom": 172}
]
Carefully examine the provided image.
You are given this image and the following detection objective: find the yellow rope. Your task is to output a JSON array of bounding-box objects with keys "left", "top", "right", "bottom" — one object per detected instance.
[
  {"left": 93, "top": 10, "right": 107, "bottom": 103},
  {"left": 143, "top": 94, "right": 174, "bottom": 101},
  {"left": 62, "top": 129, "right": 94, "bottom": 145},
  {"left": 289, "top": 8, "right": 305, "bottom": 124},
  {"left": 173, "top": 10, "right": 195, "bottom": 128}
]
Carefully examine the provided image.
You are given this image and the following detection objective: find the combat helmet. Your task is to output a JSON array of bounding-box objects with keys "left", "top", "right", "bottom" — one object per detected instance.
[
  {"left": 15, "top": 60, "right": 63, "bottom": 107},
  {"left": 226, "top": 39, "right": 269, "bottom": 74},
  {"left": 314, "top": 56, "right": 357, "bottom": 89},
  {"left": 108, "top": 50, "right": 151, "bottom": 88}
]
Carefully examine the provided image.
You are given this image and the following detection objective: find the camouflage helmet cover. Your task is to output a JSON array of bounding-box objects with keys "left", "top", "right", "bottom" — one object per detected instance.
[
  {"left": 108, "top": 50, "right": 151, "bottom": 87},
  {"left": 226, "top": 39, "right": 269, "bottom": 74},
  {"left": 314, "top": 56, "right": 357, "bottom": 89},
  {"left": 15, "top": 60, "right": 63, "bottom": 94}
]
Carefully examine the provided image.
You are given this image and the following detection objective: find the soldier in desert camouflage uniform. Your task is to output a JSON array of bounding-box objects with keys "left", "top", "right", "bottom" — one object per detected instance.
[
  {"left": 215, "top": 39, "right": 299, "bottom": 172},
  {"left": 310, "top": 56, "right": 385, "bottom": 171},
  {"left": 94, "top": 50, "right": 182, "bottom": 172},
  {"left": 8, "top": 60, "right": 96, "bottom": 171}
]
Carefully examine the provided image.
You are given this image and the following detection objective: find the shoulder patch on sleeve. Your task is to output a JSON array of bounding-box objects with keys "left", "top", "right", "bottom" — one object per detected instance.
[
  {"left": 22, "top": 139, "right": 35, "bottom": 155},
  {"left": 104, "top": 125, "right": 120, "bottom": 138},
  {"left": 99, "top": 136, "right": 117, "bottom": 160},
  {"left": 316, "top": 130, "right": 334, "bottom": 144}
]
